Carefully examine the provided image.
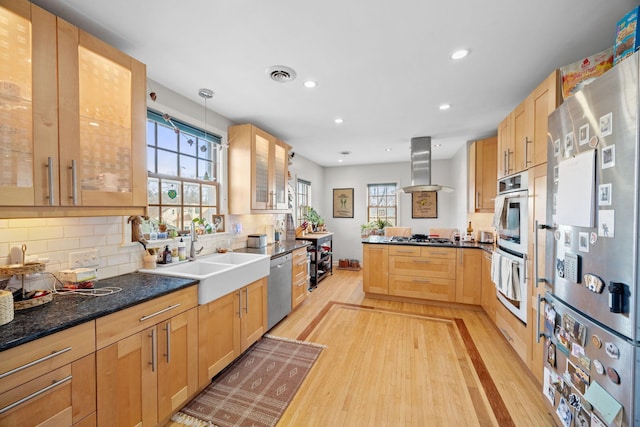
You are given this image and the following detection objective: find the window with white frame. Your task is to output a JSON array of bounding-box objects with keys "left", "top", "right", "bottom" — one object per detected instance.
[
  {"left": 367, "top": 183, "right": 397, "bottom": 225},
  {"left": 146, "top": 110, "right": 221, "bottom": 232},
  {"left": 297, "top": 179, "right": 311, "bottom": 226}
]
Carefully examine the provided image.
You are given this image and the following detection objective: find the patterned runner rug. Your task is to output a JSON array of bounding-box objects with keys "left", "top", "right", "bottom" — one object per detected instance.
[{"left": 172, "top": 335, "right": 325, "bottom": 427}]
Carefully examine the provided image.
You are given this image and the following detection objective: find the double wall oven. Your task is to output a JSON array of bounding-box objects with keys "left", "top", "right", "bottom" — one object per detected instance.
[{"left": 494, "top": 171, "right": 529, "bottom": 324}]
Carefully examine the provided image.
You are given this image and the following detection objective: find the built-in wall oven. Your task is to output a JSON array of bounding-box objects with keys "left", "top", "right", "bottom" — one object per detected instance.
[{"left": 494, "top": 171, "right": 529, "bottom": 324}]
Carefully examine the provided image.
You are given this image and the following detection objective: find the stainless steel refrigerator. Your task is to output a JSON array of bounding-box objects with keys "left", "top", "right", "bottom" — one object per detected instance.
[{"left": 541, "top": 51, "right": 640, "bottom": 427}]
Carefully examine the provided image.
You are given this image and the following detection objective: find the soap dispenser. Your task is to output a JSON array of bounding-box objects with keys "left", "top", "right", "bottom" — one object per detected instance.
[{"left": 162, "top": 245, "right": 172, "bottom": 264}]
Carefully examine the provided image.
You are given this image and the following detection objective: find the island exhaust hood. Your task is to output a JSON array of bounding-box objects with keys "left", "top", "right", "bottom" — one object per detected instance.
[{"left": 401, "top": 137, "right": 454, "bottom": 193}]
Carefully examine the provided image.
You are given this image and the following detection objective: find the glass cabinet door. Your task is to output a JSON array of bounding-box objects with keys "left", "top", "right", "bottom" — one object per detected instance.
[
  {"left": 0, "top": 2, "right": 57, "bottom": 207},
  {"left": 274, "top": 140, "right": 288, "bottom": 210},
  {"left": 251, "top": 127, "right": 272, "bottom": 210},
  {"left": 58, "top": 20, "right": 146, "bottom": 207}
]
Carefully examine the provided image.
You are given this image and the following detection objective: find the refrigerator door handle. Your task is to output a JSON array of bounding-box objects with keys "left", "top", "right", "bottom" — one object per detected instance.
[
  {"left": 536, "top": 293, "right": 551, "bottom": 343},
  {"left": 534, "top": 220, "right": 555, "bottom": 288}
]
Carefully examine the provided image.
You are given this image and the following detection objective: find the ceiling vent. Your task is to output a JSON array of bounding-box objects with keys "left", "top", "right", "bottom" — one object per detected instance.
[{"left": 266, "top": 65, "right": 296, "bottom": 83}]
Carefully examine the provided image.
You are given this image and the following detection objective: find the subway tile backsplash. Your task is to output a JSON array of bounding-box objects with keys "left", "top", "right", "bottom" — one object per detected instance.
[{"left": 0, "top": 214, "right": 273, "bottom": 292}]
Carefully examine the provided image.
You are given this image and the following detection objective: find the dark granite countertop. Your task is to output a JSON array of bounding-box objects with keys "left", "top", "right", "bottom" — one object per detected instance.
[
  {"left": 235, "top": 240, "right": 311, "bottom": 259},
  {"left": 0, "top": 273, "right": 198, "bottom": 352},
  {"left": 362, "top": 236, "right": 494, "bottom": 254}
]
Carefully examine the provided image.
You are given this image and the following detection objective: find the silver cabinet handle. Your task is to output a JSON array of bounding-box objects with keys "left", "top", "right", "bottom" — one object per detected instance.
[
  {"left": 149, "top": 329, "right": 157, "bottom": 372},
  {"left": 522, "top": 253, "right": 528, "bottom": 281},
  {"left": 412, "top": 279, "right": 431, "bottom": 283},
  {"left": 413, "top": 259, "right": 431, "bottom": 263},
  {"left": 476, "top": 191, "right": 480, "bottom": 209},
  {"left": 69, "top": 159, "right": 78, "bottom": 205},
  {"left": 163, "top": 322, "right": 171, "bottom": 363},
  {"left": 46, "top": 157, "right": 55, "bottom": 206},
  {"left": 499, "top": 327, "right": 513, "bottom": 342},
  {"left": 237, "top": 290, "right": 242, "bottom": 318},
  {"left": 524, "top": 137, "right": 533, "bottom": 165},
  {"left": 244, "top": 288, "right": 249, "bottom": 314},
  {"left": 0, "top": 375, "right": 72, "bottom": 415},
  {"left": 506, "top": 150, "right": 513, "bottom": 174},
  {"left": 139, "top": 304, "right": 181, "bottom": 322},
  {"left": 503, "top": 150, "right": 508, "bottom": 176},
  {"left": 395, "top": 250, "right": 415, "bottom": 253},
  {"left": 0, "top": 347, "right": 72, "bottom": 380}
]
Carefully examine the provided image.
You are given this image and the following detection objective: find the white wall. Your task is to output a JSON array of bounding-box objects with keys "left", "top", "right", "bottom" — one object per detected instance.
[
  {"left": 287, "top": 153, "right": 325, "bottom": 223},
  {"left": 321, "top": 158, "right": 465, "bottom": 263}
]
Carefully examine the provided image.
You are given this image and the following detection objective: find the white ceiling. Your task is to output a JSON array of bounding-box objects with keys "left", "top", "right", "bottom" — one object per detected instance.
[{"left": 30, "top": 0, "right": 637, "bottom": 166}]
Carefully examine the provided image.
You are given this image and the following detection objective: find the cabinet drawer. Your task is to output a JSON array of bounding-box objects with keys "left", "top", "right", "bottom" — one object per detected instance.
[
  {"left": 388, "top": 246, "right": 421, "bottom": 257},
  {"left": 389, "top": 274, "right": 456, "bottom": 302},
  {"left": 495, "top": 304, "right": 527, "bottom": 361},
  {"left": 292, "top": 276, "right": 307, "bottom": 308},
  {"left": 0, "top": 321, "right": 95, "bottom": 394},
  {"left": 96, "top": 286, "right": 197, "bottom": 349},
  {"left": 0, "top": 353, "right": 95, "bottom": 426},
  {"left": 389, "top": 256, "right": 456, "bottom": 278},
  {"left": 420, "top": 247, "right": 456, "bottom": 259}
]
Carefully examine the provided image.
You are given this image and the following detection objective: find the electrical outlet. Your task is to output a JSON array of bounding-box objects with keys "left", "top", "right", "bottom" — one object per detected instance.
[{"left": 69, "top": 249, "right": 99, "bottom": 268}]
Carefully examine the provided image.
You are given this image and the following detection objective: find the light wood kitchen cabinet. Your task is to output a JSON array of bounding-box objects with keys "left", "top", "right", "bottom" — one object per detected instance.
[
  {"left": 497, "top": 70, "right": 560, "bottom": 179},
  {"left": 497, "top": 114, "right": 513, "bottom": 178},
  {"left": 512, "top": 100, "right": 529, "bottom": 172},
  {"left": 389, "top": 246, "right": 456, "bottom": 302},
  {"left": 198, "top": 278, "right": 267, "bottom": 388},
  {"left": 228, "top": 124, "right": 291, "bottom": 214},
  {"left": 480, "top": 250, "right": 497, "bottom": 322},
  {"left": 0, "top": 0, "right": 147, "bottom": 218},
  {"left": 362, "top": 244, "right": 389, "bottom": 295},
  {"left": 95, "top": 286, "right": 198, "bottom": 426},
  {"left": 528, "top": 163, "right": 548, "bottom": 384},
  {"left": 455, "top": 249, "right": 482, "bottom": 305},
  {"left": 292, "top": 246, "right": 308, "bottom": 309},
  {"left": 495, "top": 301, "right": 528, "bottom": 362},
  {"left": 529, "top": 70, "right": 561, "bottom": 167},
  {"left": 0, "top": 322, "right": 96, "bottom": 426},
  {"left": 468, "top": 136, "right": 497, "bottom": 213}
]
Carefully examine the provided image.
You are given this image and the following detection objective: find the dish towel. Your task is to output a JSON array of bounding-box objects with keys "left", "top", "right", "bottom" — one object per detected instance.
[
  {"left": 497, "top": 256, "right": 521, "bottom": 301},
  {"left": 492, "top": 195, "right": 506, "bottom": 229},
  {"left": 491, "top": 251, "right": 502, "bottom": 286}
]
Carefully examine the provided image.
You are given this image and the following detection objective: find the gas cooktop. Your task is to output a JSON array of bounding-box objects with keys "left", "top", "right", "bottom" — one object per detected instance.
[{"left": 388, "top": 234, "right": 455, "bottom": 245}]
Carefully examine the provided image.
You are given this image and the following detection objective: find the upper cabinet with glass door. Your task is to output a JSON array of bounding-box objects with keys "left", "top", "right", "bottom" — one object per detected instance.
[
  {"left": 0, "top": 0, "right": 146, "bottom": 217},
  {"left": 228, "top": 124, "right": 291, "bottom": 214},
  {"left": 57, "top": 18, "right": 147, "bottom": 211},
  {"left": 0, "top": 0, "right": 57, "bottom": 209}
]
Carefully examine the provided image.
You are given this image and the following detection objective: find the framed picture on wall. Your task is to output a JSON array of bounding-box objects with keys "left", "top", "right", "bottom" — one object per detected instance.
[
  {"left": 412, "top": 191, "right": 437, "bottom": 218},
  {"left": 211, "top": 214, "right": 225, "bottom": 232},
  {"left": 333, "top": 188, "right": 354, "bottom": 218}
]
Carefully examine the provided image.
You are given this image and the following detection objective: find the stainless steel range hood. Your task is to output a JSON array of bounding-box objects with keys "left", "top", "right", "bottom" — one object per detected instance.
[{"left": 402, "top": 137, "right": 454, "bottom": 193}]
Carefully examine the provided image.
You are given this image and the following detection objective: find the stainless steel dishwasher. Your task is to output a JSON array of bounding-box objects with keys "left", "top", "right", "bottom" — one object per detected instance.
[{"left": 267, "top": 253, "right": 292, "bottom": 330}]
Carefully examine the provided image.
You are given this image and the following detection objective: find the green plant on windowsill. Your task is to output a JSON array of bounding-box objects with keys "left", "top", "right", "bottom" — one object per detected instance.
[{"left": 192, "top": 217, "right": 213, "bottom": 234}]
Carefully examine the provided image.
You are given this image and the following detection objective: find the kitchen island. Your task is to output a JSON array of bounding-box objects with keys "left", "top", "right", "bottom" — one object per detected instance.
[{"left": 362, "top": 235, "right": 494, "bottom": 306}]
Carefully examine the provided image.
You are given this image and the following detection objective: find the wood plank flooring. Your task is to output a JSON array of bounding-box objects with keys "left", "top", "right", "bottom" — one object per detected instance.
[{"left": 169, "top": 269, "right": 556, "bottom": 426}]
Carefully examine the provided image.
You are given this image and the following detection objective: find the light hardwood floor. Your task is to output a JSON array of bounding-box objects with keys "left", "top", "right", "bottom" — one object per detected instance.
[
  {"left": 170, "top": 269, "right": 556, "bottom": 426},
  {"left": 272, "top": 269, "right": 555, "bottom": 426}
]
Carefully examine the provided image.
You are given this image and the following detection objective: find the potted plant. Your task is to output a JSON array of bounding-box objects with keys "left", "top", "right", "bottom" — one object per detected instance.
[{"left": 303, "top": 206, "right": 323, "bottom": 231}]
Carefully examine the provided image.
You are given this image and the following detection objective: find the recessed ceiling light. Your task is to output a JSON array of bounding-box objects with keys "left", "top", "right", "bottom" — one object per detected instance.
[
  {"left": 304, "top": 80, "right": 317, "bottom": 88},
  {"left": 433, "top": 143, "right": 442, "bottom": 148},
  {"left": 385, "top": 148, "right": 392, "bottom": 152},
  {"left": 338, "top": 159, "right": 344, "bottom": 163},
  {"left": 335, "top": 118, "right": 344, "bottom": 124},
  {"left": 450, "top": 49, "right": 469, "bottom": 60},
  {"left": 439, "top": 104, "right": 451, "bottom": 110}
]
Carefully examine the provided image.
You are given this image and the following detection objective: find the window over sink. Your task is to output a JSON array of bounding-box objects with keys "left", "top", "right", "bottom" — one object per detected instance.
[{"left": 146, "top": 109, "right": 222, "bottom": 233}]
